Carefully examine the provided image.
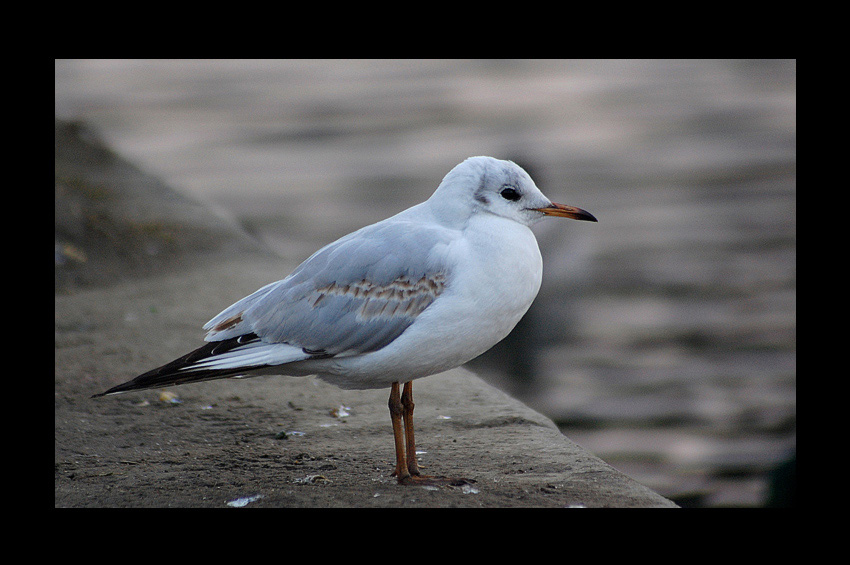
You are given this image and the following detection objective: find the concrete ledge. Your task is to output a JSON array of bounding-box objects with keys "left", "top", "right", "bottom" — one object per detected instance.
[{"left": 55, "top": 257, "right": 675, "bottom": 508}]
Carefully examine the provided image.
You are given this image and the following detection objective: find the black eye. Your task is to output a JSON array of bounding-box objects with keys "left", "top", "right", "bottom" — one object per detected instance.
[{"left": 500, "top": 187, "right": 521, "bottom": 201}]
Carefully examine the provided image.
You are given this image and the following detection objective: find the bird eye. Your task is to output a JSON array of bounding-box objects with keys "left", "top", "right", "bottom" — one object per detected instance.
[{"left": 500, "top": 187, "right": 521, "bottom": 201}]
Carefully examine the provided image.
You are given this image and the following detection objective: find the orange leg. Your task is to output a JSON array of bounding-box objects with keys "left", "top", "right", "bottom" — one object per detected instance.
[
  {"left": 401, "top": 381, "right": 421, "bottom": 476},
  {"left": 387, "top": 380, "right": 472, "bottom": 486},
  {"left": 388, "top": 382, "right": 410, "bottom": 482}
]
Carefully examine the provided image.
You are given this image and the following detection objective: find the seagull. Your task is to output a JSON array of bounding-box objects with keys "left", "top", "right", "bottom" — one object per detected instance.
[{"left": 93, "top": 156, "right": 597, "bottom": 485}]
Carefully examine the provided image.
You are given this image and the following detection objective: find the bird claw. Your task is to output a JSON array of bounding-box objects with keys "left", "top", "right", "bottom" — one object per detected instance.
[{"left": 396, "top": 474, "right": 474, "bottom": 487}]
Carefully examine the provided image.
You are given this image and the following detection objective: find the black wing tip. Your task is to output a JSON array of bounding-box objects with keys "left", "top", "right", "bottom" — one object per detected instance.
[
  {"left": 91, "top": 333, "right": 265, "bottom": 399},
  {"left": 90, "top": 380, "right": 154, "bottom": 398},
  {"left": 91, "top": 383, "right": 142, "bottom": 398}
]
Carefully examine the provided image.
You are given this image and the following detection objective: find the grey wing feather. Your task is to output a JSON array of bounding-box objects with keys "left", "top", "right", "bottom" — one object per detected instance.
[{"left": 204, "top": 219, "right": 454, "bottom": 357}]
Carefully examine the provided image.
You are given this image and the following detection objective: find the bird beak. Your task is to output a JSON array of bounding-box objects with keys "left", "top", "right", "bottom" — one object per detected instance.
[{"left": 534, "top": 202, "right": 598, "bottom": 222}]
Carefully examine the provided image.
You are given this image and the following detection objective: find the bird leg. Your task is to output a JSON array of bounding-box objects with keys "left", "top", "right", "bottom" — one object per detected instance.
[
  {"left": 388, "top": 382, "right": 411, "bottom": 482},
  {"left": 388, "top": 380, "right": 472, "bottom": 486},
  {"left": 401, "top": 381, "right": 421, "bottom": 476}
]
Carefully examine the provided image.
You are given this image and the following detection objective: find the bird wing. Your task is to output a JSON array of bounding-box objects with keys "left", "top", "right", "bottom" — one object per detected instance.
[
  {"left": 204, "top": 218, "right": 455, "bottom": 357},
  {"left": 93, "top": 218, "right": 456, "bottom": 397}
]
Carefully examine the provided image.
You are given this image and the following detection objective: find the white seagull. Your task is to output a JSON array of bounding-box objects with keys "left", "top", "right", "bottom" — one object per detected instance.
[{"left": 94, "top": 156, "right": 597, "bottom": 485}]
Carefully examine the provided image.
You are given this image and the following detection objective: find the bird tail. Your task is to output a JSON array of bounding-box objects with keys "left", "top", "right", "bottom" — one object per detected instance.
[{"left": 91, "top": 333, "right": 267, "bottom": 397}]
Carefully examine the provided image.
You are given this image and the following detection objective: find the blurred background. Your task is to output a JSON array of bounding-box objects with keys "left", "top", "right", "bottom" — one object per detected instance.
[{"left": 54, "top": 59, "right": 796, "bottom": 507}]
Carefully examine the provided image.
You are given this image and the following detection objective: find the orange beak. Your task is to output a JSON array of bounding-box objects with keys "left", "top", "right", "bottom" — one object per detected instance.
[{"left": 534, "top": 202, "right": 597, "bottom": 222}]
